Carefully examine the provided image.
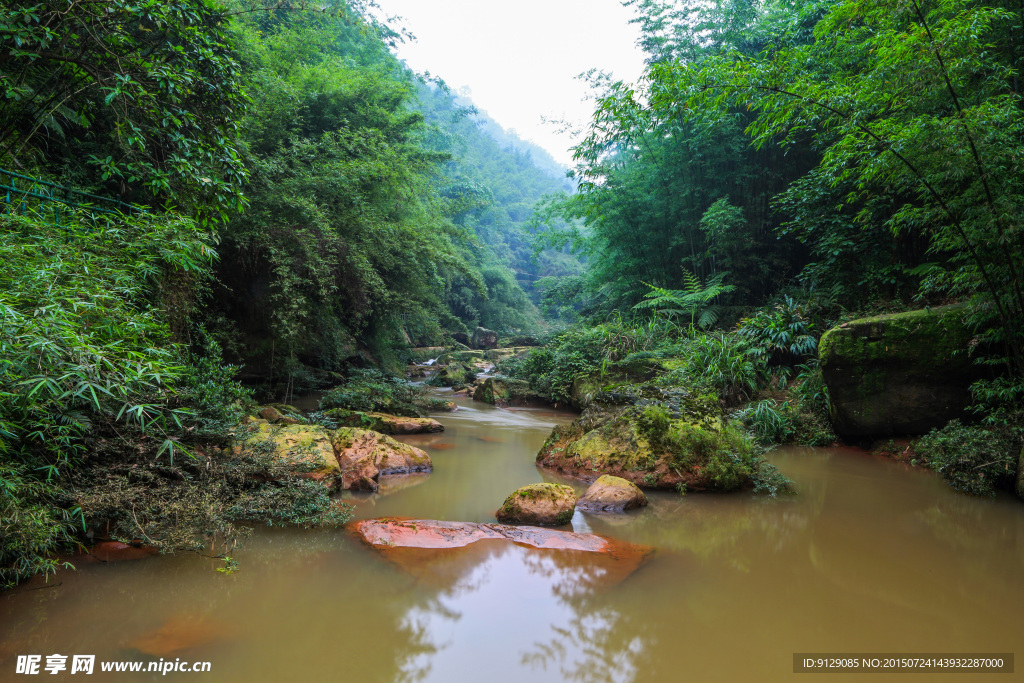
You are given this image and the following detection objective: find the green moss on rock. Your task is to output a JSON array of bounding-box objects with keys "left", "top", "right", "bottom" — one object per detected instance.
[
  {"left": 322, "top": 409, "right": 443, "bottom": 434},
  {"left": 234, "top": 423, "right": 341, "bottom": 489},
  {"left": 819, "top": 305, "right": 981, "bottom": 436},
  {"left": 537, "top": 404, "right": 764, "bottom": 493},
  {"left": 473, "top": 377, "right": 541, "bottom": 406},
  {"left": 495, "top": 483, "right": 578, "bottom": 525}
]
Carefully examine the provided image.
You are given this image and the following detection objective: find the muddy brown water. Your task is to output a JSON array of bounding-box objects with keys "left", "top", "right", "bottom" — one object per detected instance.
[{"left": 3, "top": 390, "right": 1023, "bottom": 682}]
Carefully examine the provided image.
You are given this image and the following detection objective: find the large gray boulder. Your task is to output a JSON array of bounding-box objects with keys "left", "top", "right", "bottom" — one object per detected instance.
[
  {"left": 471, "top": 326, "right": 498, "bottom": 349},
  {"left": 818, "top": 305, "right": 981, "bottom": 436}
]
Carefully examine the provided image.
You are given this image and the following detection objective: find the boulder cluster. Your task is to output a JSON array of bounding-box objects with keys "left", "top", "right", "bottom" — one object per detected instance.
[
  {"left": 494, "top": 476, "right": 648, "bottom": 526},
  {"left": 235, "top": 405, "right": 441, "bottom": 493}
]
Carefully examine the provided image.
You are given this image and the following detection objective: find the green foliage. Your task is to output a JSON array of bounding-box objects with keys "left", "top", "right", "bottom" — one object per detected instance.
[
  {"left": 969, "top": 377, "right": 1024, "bottom": 425},
  {"left": 666, "top": 421, "right": 763, "bottom": 492},
  {"left": 319, "top": 369, "right": 426, "bottom": 416},
  {"left": 737, "top": 296, "right": 818, "bottom": 364},
  {"left": 752, "top": 459, "right": 794, "bottom": 497},
  {"left": 658, "top": 0, "right": 1024, "bottom": 373},
  {"left": 0, "top": 208, "right": 245, "bottom": 586},
  {"left": 178, "top": 331, "right": 254, "bottom": 438},
  {"left": 0, "top": 210, "right": 218, "bottom": 468},
  {"left": 535, "top": 1, "right": 816, "bottom": 320},
  {"left": 738, "top": 400, "right": 796, "bottom": 445},
  {"left": 634, "top": 270, "right": 736, "bottom": 330},
  {"left": 0, "top": 464, "right": 78, "bottom": 591},
  {"left": 656, "top": 332, "right": 766, "bottom": 405},
  {"left": 74, "top": 436, "right": 353, "bottom": 561},
  {"left": 917, "top": 419, "right": 1021, "bottom": 496},
  {"left": 0, "top": 0, "right": 248, "bottom": 215},
  {"left": 793, "top": 360, "right": 830, "bottom": 418},
  {"left": 496, "top": 326, "right": 606, "bottom": 403},
  {"left": 218, "top": 13, "right": 474, "bottom": 369},
  {"left": 638, "top": 405, "right": 672, "bottom": 442},
  {"left": 733, "top": 390, "right": 835, "bottom": 447}
]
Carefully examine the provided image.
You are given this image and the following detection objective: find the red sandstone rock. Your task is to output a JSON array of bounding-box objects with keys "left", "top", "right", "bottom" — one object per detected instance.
[
  {"left": 349, "top": 518, "right": 653, "bottom": 589},
  {"left": 128, "top": 614, "right": 229, "bottom": 656},
  {"left": 331, "top": 428, "right": 432, "bottom": 491},
  {"left": 88, "top": 541, "right": 159, "bottom": 562}
]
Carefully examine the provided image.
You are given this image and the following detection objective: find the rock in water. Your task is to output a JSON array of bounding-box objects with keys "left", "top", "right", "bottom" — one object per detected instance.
[
  {"left": 495, "top": 483, "right": 577, "bottom": 525},
  {"left": 472, "top": 376, "right": 541, "bottom": 407},
  {"left": 331, "top": 428, "right": 432, "bottom": 491},
  {"left": 577, "top": 475, "right": 648, "bottom": 513},
  {"left": 537, "top": 405, "right": 759, "bottom": 492},
  {"left": 87, "top": 541, "right": 159, "bottom": 562},
  {"left": 349, "top": 518, "right": 654, "bottom": 589},
  {"left": 233, "top": 423, "right": 432, "bottom": 492},
  {"left": 323, "top": 410, "right": 444, "bottom": 434},
  {"left": 234, "top": 423, "right": 342, "bottom": 488},
  {"left": 128, "top": 614, "right": 229, "bottom": 657},
  {"left": 819, "top": 305, "right": 981, "bottom": 436}
]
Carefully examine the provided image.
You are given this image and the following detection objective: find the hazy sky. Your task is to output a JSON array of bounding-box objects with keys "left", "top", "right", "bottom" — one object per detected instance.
[{"left": 372, "top": 0, "right": 649, "bottom": 167}]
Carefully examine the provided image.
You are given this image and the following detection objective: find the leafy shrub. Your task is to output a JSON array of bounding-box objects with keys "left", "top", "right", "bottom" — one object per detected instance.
[
  {"left": 970, "top": 377, "right": 1024, "bottom": 425},
  {"left": 793, "top": 361, "right": 830, "bottom": 417},
  {"left": 737, "top": 400, "right": 796, "bottom": 444},
  {"left": 0, "top": 210, "right": 224, "bottom": 587},
  {"left": 178, "top": 330, "right": 253, "bottom": 438},
  {"left": 633, "top": 270, "right": 736, "bottom": 330},
  {"left": 496, "top": 327, "right": 606, "bottom": 403},
  {"left": 733, "top": 397, "right": 835, "bottom": 447},
  {"left": 655, "top": 332, "right": 766, "bottom": 405},
  {"left": 319, "top": 369, "right": 426, "bottom": 416},
  {"left": 917, "top": 419, "right": 1021, "bottom": 496},
  {"left": 737, "top": 296, "right": 818, "bottom": 364},
  {"left": 0, "top": 464, "right": 80, "bottom": 591}
]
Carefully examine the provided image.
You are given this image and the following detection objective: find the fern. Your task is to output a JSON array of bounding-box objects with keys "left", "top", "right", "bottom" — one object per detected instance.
[{"left": 634, "top": 270, "right": 735, "bottom": 329}]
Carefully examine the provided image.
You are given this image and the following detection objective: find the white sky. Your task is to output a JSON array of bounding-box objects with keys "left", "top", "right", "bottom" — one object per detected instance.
[{"left": 372, "top": 0, "right": 649, "bottom": 167}]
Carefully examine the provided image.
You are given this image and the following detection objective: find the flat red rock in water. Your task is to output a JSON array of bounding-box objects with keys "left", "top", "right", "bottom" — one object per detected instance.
[
  {"left": 128, "top": 614, "right": 229, "bottom": 656},
  {"left": 87, "top": 541, "right": 159, "bottom": 562},
  {"left": 349, "top": 518, "right": 653, "bottom": 589}
]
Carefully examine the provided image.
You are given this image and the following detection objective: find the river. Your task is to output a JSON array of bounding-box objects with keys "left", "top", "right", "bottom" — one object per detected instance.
[{"left": 2, "top": 389, "right": 1022, "bottom": 681}]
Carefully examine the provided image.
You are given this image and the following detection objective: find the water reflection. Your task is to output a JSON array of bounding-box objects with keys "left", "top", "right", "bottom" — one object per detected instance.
[{"left": 389, "top": 541, "right": 647, "bottom": 683}]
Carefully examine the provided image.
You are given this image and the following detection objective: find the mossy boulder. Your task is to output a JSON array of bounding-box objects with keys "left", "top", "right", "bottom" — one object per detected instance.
[
  {"left": 577, "top": 475, "right": 648, "bottom": 513},
  {"left": 330, "top": 427, "right": 432, "bottom": 491},
  {"left": 257, "top": 404, "right": 305, "bottom": 425},
  {"left": 427, "top": 362, "right": 476, "bottom": 387},
  {"left": 474, "top": 377, "right": 511, "bottom": 405},
  {"left": 570, "top": 376, "right": 606, "bottom": 410},
  {"left": 495, "top": 483, "right": 577, "bottom": 525},
  {"left": 819, "top": 305, "right": 982, "bottom": 436},
  {"left": 234, "top": 423, "right": 342, "bottom": 489},
  {"left": 471, "top": 326, "right": 499, "bottom": 349},
  {"left": 537, "top": 404, "right": 762, "bottom": 492},
  {"left": 322, "top": 409, "right": 444, "bottom": 434},
  {"left": 472, "top": 377, "right": 541, "bottom": 407},
  {"left": 445, "top": 349, "right": 485, "bottom": 362}
]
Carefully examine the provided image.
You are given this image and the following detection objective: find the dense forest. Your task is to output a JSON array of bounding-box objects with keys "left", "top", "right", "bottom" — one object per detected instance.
[{"left": 2, "top": 0, "right": 1023, "bottom": 591}]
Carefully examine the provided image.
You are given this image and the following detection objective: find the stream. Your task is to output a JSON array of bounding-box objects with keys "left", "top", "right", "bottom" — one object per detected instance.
[{"left": 2, "top": 389, "right": 1023, "bottom": 681}]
